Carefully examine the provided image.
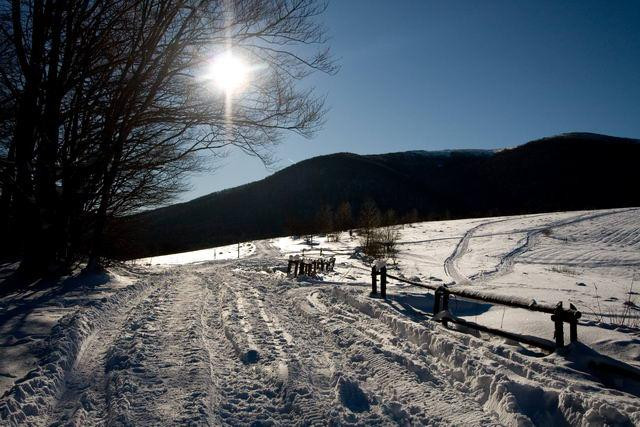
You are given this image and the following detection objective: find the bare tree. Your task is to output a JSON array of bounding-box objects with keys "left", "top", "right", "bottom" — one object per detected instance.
[
  {"left": 380, "top": 209, "right": 401, "bottom": 262},
  {"left": 334, "top": 200, "right": 353, "bottom": 232},
  {"left": 315, "top": 204, "right": 333, "bottom": 234},
  {"left": 0, "top": 0, "right": 337, "bottom": 279},
  {"left": 357, "top": 198, "right": 382, "bottom": 257},
  {"left": 401, "top": 208, "right": 419, "bottom": 225}
]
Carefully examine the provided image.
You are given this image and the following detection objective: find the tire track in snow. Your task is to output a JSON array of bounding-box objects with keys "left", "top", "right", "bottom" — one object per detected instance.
[
  {"left": 517, "top": 208, "right": 640, "bottom": 268},
  {"left": 222, "top": 268, "right": 460, "bottom": 424},
  {"left": 0, "top": 273, "right": 169, "bottom": 426},
  {"left": 223, "top": 270, "right": 341, "bottom": 424},
  {"left": 294, "top": 286, "right": 502, "bottom": 425},
  {"left": 443, "top": 218, "right": 512, "bottom": 285},
  {"left": 46, "top": 276, "right": 176, "bottom": 426},
  {"left": 103, "top": 272, "right": 216, "bottom": 425},
  {"left": 204, "top": 271, "right": 340, "bottom": 425},
  {"left": 8, "top": 240, "right": 640, "bottom": 426},
  {"left": 443, "top": 210, "right": 634, "bottom": 285},
  {"left": 470, "top": 209, "right": 636, "bottom": 282},
  {"left": 200, "top": 274, "right": 287, "bottom": 425}
]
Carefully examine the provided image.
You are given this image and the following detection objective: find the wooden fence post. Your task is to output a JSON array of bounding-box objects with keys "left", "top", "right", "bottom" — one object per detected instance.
[
  {"left": 433, "top": 289, "right": 441, "bottom": 315},
  {"left": 552, "top": 302, "right": 564, "bottom": 348},
  {"left": 380, "top": 266, "right": 387, "bottom": 299},
  {"left": 294, "top": 259, "right": 299, "bottom": 277},
  {"left": 287, "top": 256, "right": 293, "bottom": 274},
  {"left": 569, "top": 318, "right": 578, "bottom": 343},
  {"left": 371, "top": 265, "right": 378, "bottom": 296},
  {"left": 442, "top": 289, "right": 449, "bottom": 311},
  {"left": 441, "top": 288, "right": 450, "bottom": 326},
  {"left": 568, "top": 303, "right": 581, "bottom": 343},
  {"left": 433, "top": 286, "right": 450, "bottom": 325}
]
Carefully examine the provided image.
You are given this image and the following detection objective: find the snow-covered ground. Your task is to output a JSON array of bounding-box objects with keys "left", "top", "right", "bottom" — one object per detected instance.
[
  {"left": 135, "top": 241, "right": 256, "bottom": 265},
  {"left": 274, "top": 207, "right": 640, "bottom": 368},
  {"left": 1, "top": 208, "right": 639, "bottom": 425}
]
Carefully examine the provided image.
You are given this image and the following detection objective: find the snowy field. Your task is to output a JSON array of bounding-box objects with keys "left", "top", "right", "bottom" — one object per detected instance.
[
  {"left": 274, "top": 207, "right": 640, "bottom": 369},
  {"left": 1, "top": 208, "right": 639, "bottom": 425},
  {"left": 136, "top": 241, "right": 256, "bottom": 265}
]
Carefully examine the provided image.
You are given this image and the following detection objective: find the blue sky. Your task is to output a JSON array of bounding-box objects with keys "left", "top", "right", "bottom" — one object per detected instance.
[{"left": 184, "top": 0, "right": 640, "bottom": 201}]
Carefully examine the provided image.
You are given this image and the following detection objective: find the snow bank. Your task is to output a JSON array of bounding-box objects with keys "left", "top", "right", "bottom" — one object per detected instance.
[
  {"left": 329, "top": 286, "right": 640, "bottom": 426},
  {"left": 0, "top": 279, "right": 152, "bottom": 425}
]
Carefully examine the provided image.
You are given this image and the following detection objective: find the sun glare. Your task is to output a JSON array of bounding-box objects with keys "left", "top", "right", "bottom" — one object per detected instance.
[{"left": 208, "top": 52, "right": 249, "bottom": 93}]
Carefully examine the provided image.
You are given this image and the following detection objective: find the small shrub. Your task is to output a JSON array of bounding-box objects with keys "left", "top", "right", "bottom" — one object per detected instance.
[
  {"left": 327, "top": 233, "right": 340, "bottom": 242},
  {"left": 549, "top": 265, "right": 578, "bottom": 276},
  {"left": 588, "top": 281, "right": 640, "bottom": 329}
]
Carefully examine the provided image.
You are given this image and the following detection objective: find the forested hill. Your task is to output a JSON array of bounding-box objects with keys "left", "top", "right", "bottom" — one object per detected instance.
[{"left": 111, "top": 132, "right": 640, "bottom": 259}]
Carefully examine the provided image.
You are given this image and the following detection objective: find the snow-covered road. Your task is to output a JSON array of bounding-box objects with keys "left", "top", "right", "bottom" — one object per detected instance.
[{"left": 3, "top": 252, "right": 640, "bottom": 425}]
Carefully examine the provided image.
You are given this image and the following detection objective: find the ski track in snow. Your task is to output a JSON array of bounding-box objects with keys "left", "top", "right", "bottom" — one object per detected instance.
[
  {"left": 444, "top": 208, "right": 640, "bottom": 285},
  {"left": 443, "top": 218, "right": 513, "bottom": 285},
  {"left": 2, "top": 239, "right": 640, "bottom": 425},
  {"left": 518, "top": 208, "right": 640, "bottom": 268}
]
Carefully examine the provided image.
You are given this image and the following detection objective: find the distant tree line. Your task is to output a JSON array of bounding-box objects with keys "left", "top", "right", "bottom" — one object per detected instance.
[
  {"left": 0, "top": 0, "right": 335, "bottom": 282},
  {"left": 285, "top": 199, "right": 418, "bottom": 258}
]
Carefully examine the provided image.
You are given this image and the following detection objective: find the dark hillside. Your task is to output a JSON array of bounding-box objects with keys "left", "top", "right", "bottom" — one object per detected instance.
[
  {"left": 482, "top": 133, "right": 639, "bottom": 213},
  {"left": 110, "top": 133, "right": 640, "bottom": 259}
]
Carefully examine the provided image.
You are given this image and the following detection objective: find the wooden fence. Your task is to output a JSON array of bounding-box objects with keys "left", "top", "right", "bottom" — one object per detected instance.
[
  {"left": 370, "top": 263, "right": 581, "bottom": 351},
  {"left": 287, "top": 255, "right": 336, "bottom": 277}
]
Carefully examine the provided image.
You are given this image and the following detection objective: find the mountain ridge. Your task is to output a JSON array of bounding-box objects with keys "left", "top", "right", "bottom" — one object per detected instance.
[{"left": 109, "top": 132, "right": 640, "bottom": 259}]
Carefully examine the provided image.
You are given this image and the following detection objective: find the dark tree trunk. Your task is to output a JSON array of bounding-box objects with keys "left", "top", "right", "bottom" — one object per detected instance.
[
  {"left": 12, "top": 0, "right": 51, "bottom": 277},
  {"left": 0, "top": 144, "right": 16, "bottom": 256},
  {"left": 86, "top": 128, "right": 123, "bottom": 272},
  {"left": 37, "top": 1, "right": 66, "bottom": 274},
  {"left": 14, "top": 94, "right": 43, "bottom": 276}
]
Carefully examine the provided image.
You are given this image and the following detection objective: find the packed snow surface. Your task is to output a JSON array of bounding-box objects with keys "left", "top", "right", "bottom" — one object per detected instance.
[{"left": 1, "top": 208, "right": 640, "bottom": 425}]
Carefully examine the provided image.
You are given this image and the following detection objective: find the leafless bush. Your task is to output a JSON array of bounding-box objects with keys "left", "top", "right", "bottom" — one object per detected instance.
[
  {"left": 357, "top": 199, "right": 381, "bottom": 257},
  {"left": 549, "top": 265, "right": 578, "bottom": 276},
  {"left": 587, "top": 279, "right": 640, "bottom": 329},
  {"left": 379, "top": 224, "right": 401, "bottom": 263},
  {"left": 358, "top": 206, "right": 401, "bottom": 260},
  {"left": 326, "top": 233, "right": 340, "bottom": 242},
  {"left": 334, "top": 201, "right": 353, "bottom": 232}
]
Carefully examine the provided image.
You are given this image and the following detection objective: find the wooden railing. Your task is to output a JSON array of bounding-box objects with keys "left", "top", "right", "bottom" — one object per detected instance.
[{"left": 370, "top": 263, "right": 581, "bottom": 351}]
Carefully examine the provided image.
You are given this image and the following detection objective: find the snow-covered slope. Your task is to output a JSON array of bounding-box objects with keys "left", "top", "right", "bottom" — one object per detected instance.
[
  {"left": 275, "top": 208, "right": 640, "bottom": 367},
  {"left": 136, "top": 241, "right": 256, "bottom": 265},
  {"left": 1, "top": 208, "right": 639, "bottom": 425}
]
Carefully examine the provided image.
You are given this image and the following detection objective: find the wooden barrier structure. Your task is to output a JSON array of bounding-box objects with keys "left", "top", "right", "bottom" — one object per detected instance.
[
  {"left": 370, "top": 262, "right": 581, "bottom": 350},
  {"left": 370, "top": 260, "right": 387, "bottom": 299},
  {"left": 287, "top": 255, "right": 336, "bottom": 277}
]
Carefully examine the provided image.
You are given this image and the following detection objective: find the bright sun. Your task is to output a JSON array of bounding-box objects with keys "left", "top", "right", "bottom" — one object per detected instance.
[{"left": 208, "top": 52, "right": 249, "bottom": 93}]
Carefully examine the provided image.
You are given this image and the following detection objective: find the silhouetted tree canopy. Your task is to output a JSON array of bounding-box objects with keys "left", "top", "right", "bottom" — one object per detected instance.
[{"left": 0, "top": 0, "right": 336, "bottom": 280}]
